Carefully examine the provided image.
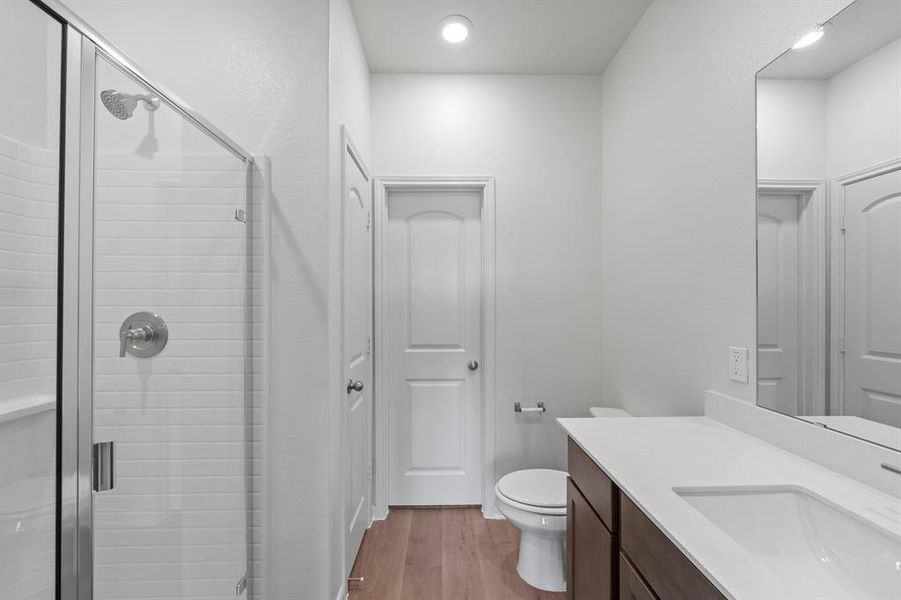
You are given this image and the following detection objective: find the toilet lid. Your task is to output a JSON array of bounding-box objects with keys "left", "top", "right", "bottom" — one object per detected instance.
[{"left": 496, "top": 469, "right": 567, "bottom": 508}]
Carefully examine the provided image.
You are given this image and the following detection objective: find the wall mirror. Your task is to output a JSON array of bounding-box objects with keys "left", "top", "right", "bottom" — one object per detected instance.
[{"left": 756, "top": 0, "right": 901, "bottom": 451}]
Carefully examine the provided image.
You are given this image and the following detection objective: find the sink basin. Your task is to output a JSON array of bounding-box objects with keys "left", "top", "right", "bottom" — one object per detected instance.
[{"left": 675, "top": 486, "right": 901, "bottom": 599}]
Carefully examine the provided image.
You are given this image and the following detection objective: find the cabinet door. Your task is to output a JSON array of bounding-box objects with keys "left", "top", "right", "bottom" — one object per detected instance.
[
  {"left": 620, "top": 493, "right": 724, "bottom": 600},
  {"left": 567, "top": 478, "right": 614, "bottom": 600},
  {"left": 619, "top": 553, "right": 657, "bottom": 600}
]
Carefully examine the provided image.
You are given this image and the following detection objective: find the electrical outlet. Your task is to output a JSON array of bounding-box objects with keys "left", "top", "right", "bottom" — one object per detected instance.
[{"left": 729, "top": 346, "right": 749, "bottom": 383}]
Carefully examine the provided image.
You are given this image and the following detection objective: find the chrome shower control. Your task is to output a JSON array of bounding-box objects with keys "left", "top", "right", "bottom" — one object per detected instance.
[{"left": 119, "top": 312, "right": 168, "bottom": 358}]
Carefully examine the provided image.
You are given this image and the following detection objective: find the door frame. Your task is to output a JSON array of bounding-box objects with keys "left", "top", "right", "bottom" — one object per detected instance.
[
  {"left": 757, "top": 180, "right": 826, "bottom": 415},
  {"left": 829, "top": 157, "right": 901, "bottom": 416},
  {"left": 372, "top": 176, "right": 497, "bottom": 520}
]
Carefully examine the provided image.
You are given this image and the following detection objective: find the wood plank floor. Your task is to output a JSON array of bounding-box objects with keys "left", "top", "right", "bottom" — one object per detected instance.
[{"left": 348, "top": 507, "right": 566, "bottom": 600}]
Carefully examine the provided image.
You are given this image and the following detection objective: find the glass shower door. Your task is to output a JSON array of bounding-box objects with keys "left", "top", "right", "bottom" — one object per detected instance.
[
  {"left": 0, "top": 3, "right": 62, "bottom": 599},
  {"left": 90, "top": 55, "right": 249, "bottom": 599}
]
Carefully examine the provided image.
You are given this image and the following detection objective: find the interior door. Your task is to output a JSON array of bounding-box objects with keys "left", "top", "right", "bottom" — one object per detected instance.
[
  {"left": 343, "top": 142, "right": 372, "bottom": 571},
  {"left": 387, "top": 189, "right": 482, "bottom": 506},
  {"left": 843, "top": 169, "right": 901, "bottom": 427},
  {"left": 757, "top": 193, "right": 801, "bottom": 415},
  {"left": 90, "top": 56, "right": 248, "bottom": 599}
]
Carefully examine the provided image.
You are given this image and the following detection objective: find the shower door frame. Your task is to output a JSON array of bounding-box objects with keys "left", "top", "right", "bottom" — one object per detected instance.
[{"left": 28, "top": 1, "right": 256, "bottom": 599}]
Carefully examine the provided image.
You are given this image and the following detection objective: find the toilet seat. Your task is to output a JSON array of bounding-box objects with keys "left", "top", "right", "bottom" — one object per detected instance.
[{"left": 495, "top": 469, "right": 567, "bottom": 514}]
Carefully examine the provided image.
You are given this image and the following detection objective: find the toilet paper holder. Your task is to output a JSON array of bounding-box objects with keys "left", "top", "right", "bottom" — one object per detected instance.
[{"left": 514, "top": 402, "right": 546, "bottom": 413}]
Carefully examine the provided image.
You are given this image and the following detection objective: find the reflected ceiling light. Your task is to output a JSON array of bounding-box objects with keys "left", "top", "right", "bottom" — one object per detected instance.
[
  {"left": 440, "top": 15, "right": 473, "bottom": 44},
  {"left": 792, "top": 25, "right": 824, "bottom": 49}
]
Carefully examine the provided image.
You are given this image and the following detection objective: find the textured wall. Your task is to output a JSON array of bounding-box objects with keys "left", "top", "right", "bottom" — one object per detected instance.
[{"left": 599, "top": 0, "right": 851, "bottom": 416}]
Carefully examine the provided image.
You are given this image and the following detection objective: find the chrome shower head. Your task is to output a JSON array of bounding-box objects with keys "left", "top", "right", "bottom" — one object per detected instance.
[{"left": 100, "top": 89, "right": 160, "bottom": 120}]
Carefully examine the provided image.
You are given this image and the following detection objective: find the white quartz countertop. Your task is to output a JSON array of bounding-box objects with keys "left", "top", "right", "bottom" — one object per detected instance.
[{"left": 557, "top": 416, "right": 901, "bottom": 600}]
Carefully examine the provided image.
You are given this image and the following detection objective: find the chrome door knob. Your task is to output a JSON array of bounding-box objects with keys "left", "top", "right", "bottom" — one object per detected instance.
[
  {"left": 347, "top": 379, "right": 364, "bottom": 393},
  {"left": 467, "top": 360, "right": 479, "bottom": 371}
]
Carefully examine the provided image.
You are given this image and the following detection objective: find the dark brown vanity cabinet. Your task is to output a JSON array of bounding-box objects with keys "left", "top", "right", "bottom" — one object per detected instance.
[{"left": 566, "top": 438, "right": 726, "bottom": 600}]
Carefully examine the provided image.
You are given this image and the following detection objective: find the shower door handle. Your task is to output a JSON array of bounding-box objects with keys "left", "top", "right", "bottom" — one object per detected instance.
[{"left": 92, "top": 441, "right": 115, "bottom": 493}]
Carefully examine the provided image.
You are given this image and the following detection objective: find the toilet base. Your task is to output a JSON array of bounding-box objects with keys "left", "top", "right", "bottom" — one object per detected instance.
[{"left": 516, "top": 530, "right": 566, "bottom": 592}]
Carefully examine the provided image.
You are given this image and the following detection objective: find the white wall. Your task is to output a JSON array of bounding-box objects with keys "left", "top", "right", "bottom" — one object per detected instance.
[
  {"left": 327, "top": 0, "right": 371, "bottom": 595},
  {"left": 371, "top": 74, "right": 603, "bottom": 481},
  {"left": 599, "top": 0, "right": 851, "bottom": 416},
  {"left": 62, "top": 1, "right": 332, "bottom": 598},
  {"left": 0, "top": 1, "right": 60, "bottom": 149},
  {"left": 827, "top": 36, "right": 901, "bottom": 177},
  {"left": 757, "top": 79, "right": 827, "bottom": 180},
  {"left": 757, "top": 36, "right": 901, "bottom": 183}
]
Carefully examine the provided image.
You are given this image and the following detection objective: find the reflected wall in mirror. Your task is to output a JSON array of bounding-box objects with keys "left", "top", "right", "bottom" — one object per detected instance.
[{"left": 756, "top": 0, "right": 901, "bottom": 451}]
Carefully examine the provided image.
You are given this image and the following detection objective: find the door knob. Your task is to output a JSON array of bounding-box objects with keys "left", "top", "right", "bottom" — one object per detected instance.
[
  {"left": 347, "top": 379, "right": 364, "bottom": 393},
  {"left": 467, "top": 360, "right": 479, "bottom": 371}
]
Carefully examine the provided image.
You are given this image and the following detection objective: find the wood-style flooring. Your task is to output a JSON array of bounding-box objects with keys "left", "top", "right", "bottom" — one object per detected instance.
[{"left": 348, "top": 507, "right": 566, "bottom": 600}]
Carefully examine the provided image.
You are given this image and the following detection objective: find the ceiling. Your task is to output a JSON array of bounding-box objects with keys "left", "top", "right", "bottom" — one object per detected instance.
[
  {"left": 759, "top": 0, "right": 901, "bottom": 80},
  {"left": 348, "top": 0, "right": 652, "bottom": 75}
]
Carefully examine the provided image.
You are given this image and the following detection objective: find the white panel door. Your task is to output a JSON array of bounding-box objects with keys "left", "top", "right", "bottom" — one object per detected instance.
[
  {"left": 343, "top": 146, "right": 372, "bottom": 570},
  {"left": 387, "top": 190, "right": 482, "bottom": 506},
  {"left": 757, "top": 193, "right": 801, "bottom": 415},
  {"left": 843, "top": 170, "right": 901, "bottom": 427}
]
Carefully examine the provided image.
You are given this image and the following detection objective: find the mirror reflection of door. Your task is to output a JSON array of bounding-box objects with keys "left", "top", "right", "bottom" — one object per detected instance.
[
  {"left": 842, "top": 170, "right": 901, "bottom": 428},
  {"left": 757, "top": 193, "right": 800, "bottom": 416}
]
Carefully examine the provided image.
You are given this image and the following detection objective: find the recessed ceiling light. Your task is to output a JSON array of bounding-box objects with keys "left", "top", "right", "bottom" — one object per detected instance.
[
  {"left": 440, "top": 15, "right": 472, "bottom": 44},
  {"left": 792, "top": 25, "right": 824, "bottom": 49}
]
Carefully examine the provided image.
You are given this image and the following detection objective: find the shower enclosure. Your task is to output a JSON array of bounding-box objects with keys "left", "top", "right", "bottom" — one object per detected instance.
[{"left": 1, "top": 1, "right": 257, "bottom": 598}]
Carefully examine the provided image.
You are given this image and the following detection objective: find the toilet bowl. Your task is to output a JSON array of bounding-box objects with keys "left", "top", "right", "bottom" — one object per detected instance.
[{"left": 495, "top": 469, "right": 568, "bottom": 592}]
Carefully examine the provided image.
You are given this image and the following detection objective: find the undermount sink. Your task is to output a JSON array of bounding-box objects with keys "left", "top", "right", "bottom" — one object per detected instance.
[{"left": 675, "top": 486, "right": 901, "bottom": 599}]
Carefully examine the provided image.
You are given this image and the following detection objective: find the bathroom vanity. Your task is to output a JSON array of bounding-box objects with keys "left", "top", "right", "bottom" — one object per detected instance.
[{"left": 560, "top": 416, "right": 901, "bottom": 600}]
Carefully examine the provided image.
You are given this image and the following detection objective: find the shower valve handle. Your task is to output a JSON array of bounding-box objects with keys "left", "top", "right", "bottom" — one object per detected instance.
[
  {"left": 119, "top": 326, "right": 151, "bottom": 357},
  {"left": 118, "top": 312, "right": 168, "bottom": 358}
]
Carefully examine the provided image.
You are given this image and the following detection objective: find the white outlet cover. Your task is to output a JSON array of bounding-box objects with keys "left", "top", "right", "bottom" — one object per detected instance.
[{"left": 729, "top": 346, "right": 749, "bottom": 384}]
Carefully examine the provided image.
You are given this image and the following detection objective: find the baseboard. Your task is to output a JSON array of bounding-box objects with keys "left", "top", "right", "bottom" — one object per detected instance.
[{"left": 482, "top": 506, "right": 504, "bottom": 520}]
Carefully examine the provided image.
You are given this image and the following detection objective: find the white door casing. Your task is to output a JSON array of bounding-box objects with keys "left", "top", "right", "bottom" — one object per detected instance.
[
  {"left": 757, "top": 193, "right": 801, "bottom": 415},
  {"left": 386, "top": 189, "right": 483, "bottom": 506},
  {"left": 842, "top": 168, "right": 901, "bottom": 427},
  {"left": 342, "top": 130, "right": 372, "bottom": 572}
]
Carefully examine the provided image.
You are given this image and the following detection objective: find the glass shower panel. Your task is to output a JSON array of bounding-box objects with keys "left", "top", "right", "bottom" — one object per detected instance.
[
  {"left": 91, "top": 56, "right": 248, "bottom": 599},
  {"left": 0, "top": 2, "right": 62, "bottom": 599}
]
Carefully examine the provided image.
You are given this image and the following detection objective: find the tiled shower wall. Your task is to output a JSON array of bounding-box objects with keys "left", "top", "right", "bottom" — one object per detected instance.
[
  {"left": 0, "top": 133, "right": 58, "bottom": 600},
  {"left": 91, "top": 152, "right": 262, "bottom": 600},
  {"left": 0, "top": 134, "right": 58, "bottom": 404}
]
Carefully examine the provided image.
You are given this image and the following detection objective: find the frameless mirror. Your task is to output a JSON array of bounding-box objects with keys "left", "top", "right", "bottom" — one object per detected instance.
[{"left": 756, "top": 0, "right": 901, "bottom": 451}]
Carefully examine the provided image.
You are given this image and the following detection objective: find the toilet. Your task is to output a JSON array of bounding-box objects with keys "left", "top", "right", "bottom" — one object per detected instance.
[
  {"left": 498, "top": 406, "right": 633, "bottom": 592},
  {"left": 495, "top": 468, "right": 568, "bottom": 592}
]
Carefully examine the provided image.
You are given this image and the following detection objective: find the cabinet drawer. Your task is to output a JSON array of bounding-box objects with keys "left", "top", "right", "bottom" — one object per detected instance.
[
  {"left": 567, "top": 437, "right": 616, "bottom": 531},
  {"left": 567, "top": 478, "right": 614, "bottom": 600},
  {"left": 620, "top": 493, "right": 725, "bottom": 600},
  {"left": 619, "top": 553, "right": 657, "bottom": 600}
]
